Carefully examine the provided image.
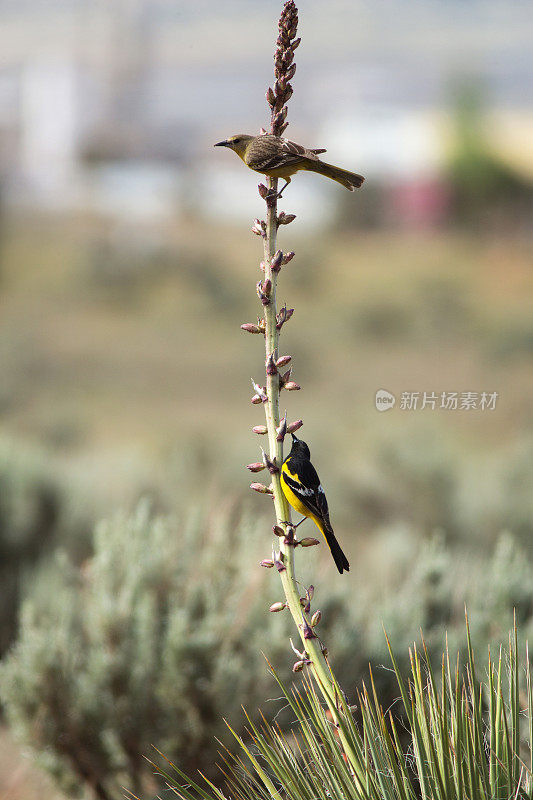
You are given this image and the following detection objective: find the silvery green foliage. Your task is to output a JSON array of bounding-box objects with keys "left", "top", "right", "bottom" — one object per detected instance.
[
  {"left": 0, "top": 438, "right": 90, "bottom": 654},
  {"left": 2, "top": 495, "right": 532, "bottom": 800},
  {"left": 0, "top": 502, "right": 288, "bottom": 800}
]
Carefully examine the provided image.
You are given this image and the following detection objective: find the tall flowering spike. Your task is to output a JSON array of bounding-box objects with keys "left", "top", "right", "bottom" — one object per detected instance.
[{"left": 270, "top": 1, "right": 299, "bottom": 136}]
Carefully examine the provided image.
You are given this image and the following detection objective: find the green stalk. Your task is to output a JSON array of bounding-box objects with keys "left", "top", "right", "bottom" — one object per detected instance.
[{"left": 261, "top": 179, "right": 338, "bottom": 708}]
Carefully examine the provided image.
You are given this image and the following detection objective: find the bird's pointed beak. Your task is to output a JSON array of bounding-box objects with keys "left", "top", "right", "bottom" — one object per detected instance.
[
  {"left": 214, "top": 139, "right": 230, "bottom": 148},
  {"left": 291, "top": 433, "right": 300, "bottom": 443}
]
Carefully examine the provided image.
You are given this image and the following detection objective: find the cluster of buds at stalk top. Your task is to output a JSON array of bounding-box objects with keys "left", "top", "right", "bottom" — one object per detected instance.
[
  {"left": 267, "top": 0, "right": 299, "bottom": 136},
  {"left": 276, "top": 305, "right": 294, "bottom": 331}
]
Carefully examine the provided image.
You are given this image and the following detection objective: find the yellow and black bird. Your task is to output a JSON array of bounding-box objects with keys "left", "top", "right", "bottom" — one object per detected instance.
[
  {"left": 281, "top": 434, "right": 349, "bottom": 574},
  {"left": 214, "top": 134, "right": 364, "bottom": 196}
]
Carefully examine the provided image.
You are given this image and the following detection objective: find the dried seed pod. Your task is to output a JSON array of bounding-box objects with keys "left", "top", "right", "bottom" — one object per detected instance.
[
  {"left": 276, "top": 355, "right": 291, "bottom": 368},
  {"left": 273, "top": 525, "right": 285, "bottom": 537},
  {"left": 300, "top": 537, "right": 320, "bottom": 547},
  {"left": 252, "top": 425, "right": 268, "bottom": 435},
  {"left": 258, "top": 183, "right": 268, "bottom": 199},
  {"left": 269, "top": 601, "right": 286, "bottom": 613},
  {"left": 307, "top": 585, "right": 315, "bottom": 601},
  {"left": 260, "top": 559, "right": 275, "bottom": 568},
  {"left": 284, "top": 381, "right": 301, "bottom": 391},
  {"left": 292, "top": 660, "right": 305, "bottom": 672}
]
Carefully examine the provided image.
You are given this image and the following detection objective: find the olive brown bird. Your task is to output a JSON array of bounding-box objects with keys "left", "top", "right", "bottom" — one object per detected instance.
[
  {"left": 214, "top": 134, "right": 364, "bottom": 197},
  {"left": 280, "top": 434, "right": 350, "bottom": 574}
]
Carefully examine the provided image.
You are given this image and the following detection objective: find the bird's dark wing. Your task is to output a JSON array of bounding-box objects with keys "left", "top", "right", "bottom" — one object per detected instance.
[{"left": 245, "top": 136, "right": 323, "bottom": 172}]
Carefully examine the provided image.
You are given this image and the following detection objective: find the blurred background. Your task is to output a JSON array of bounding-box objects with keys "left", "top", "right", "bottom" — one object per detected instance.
[{"left": 0, "top": 0, "right": 532, "bottom": 798}]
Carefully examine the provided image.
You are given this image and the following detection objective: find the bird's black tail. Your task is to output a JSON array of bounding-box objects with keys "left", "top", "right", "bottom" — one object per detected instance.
[{"left": 321, "top": 522, "right": 350, "bottom": 574}]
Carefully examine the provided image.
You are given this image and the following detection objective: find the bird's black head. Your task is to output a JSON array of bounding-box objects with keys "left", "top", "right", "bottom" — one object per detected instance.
[{"left": 289, "top": 433, "right": 310, "bottom": 461}]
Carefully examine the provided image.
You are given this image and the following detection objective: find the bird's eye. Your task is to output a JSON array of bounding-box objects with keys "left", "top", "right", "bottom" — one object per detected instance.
[{"left": 233, "top": 137, "right": 240, "bottom": 143}]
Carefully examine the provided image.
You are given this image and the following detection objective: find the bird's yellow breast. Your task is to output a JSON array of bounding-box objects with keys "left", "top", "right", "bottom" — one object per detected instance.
[{"left": 281, "top": 463, "right": 323, "bottom": 531}]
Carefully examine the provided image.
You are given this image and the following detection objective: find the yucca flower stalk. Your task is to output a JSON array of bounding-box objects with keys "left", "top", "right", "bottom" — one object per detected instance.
[{"left": 241, "top": 5, "right": 364, "bottom": 770}]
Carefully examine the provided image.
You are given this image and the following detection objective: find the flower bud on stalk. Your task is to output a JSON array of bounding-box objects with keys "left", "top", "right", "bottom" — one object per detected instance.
[
  {"left": 266, "top": 353, "right": 277, "bottom": 375},
  {"left": 250, "top": 482, "right": 272, "bottom": 494},
  {"left": 261, "top": 449, "right": 279, "bottom": 475},
  {"left": 269, "top": 602, "right": 286, "bottom": 613},
  {"left": 287, "top": 419, "right": 303, "bottom": 434},
  {"left": 252, "top": 425, "right": 268, "bottom": 435},
  {"left": 282, "top": 251, "right": 295, "bottom": 265},
  {"left": 311, "top": 610, "right": 322, "bottom": 627},
  {"left": 246, "top": 462, "right": 265, "bottom": 473},
  {"left": 270, "top": 249, "right": 283, "bottom": 272},
  {"left": 302, "top": 619, "right": 317, "bottom": 640},
  {"left": 241, "top": 323, "right": 262, "bottom": 334}
]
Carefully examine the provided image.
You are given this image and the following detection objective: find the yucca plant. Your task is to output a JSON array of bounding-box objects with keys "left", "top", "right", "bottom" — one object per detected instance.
[{"left": 155, "top": 618, "right": 532, "bottom": 800}]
